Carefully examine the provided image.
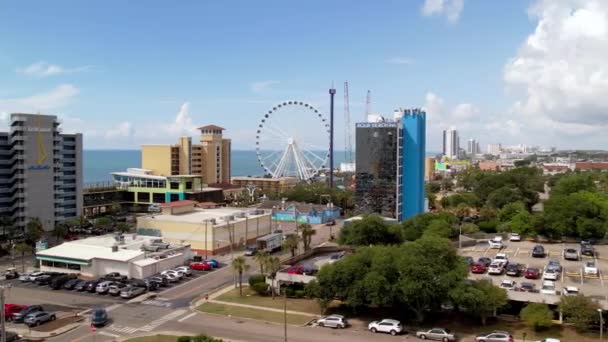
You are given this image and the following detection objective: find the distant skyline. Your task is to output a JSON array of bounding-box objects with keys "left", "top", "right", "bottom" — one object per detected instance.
[{"left": 1, "top": 0, "right": 607, "bottom": 150}]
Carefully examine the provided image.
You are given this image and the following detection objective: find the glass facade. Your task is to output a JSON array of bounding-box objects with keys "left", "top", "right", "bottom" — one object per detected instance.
[{"left": 354, "top": 123, "right": 398, "bottom": 218}]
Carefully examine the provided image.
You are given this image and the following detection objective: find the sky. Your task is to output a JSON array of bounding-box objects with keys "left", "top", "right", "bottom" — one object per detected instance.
[{"left": 1, "top": 0, "right": 606, "bottom": 151}]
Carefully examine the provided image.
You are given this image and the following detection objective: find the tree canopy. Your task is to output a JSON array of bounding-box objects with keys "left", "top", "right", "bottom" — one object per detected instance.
[
  {"left": 449, "top": 279, "right": 508, "bottom": 325},
  {"left": 338, "top": 214, "right": 401, "bottom": 246}
]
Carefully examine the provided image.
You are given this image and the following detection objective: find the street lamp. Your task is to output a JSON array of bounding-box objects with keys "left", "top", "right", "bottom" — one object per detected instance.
[{"left": 599, "top": 309, "right": 604, "bottom": 341}]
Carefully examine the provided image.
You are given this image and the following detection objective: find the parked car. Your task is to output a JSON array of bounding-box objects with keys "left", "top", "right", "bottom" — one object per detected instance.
[
  {"left": 108, "top": 283, "right": 128, "bottom": 296},
  {"left": 543, "top": 268, "right": 559, "bottom": 281},
  {"left": 471, "top": 262, "right": 487, "bottom": 274},
  {"left": 499, "top": 280, "right": 516, "bottom": 290},
  {"left": 524, "top": 267, "right": 540, "bottom": 279},
  {"left": 150, "top": 239, "right": 170, "bottom": 249},
  {"left": 368, "top": 319, "right": 402, "bottom": 336},
  {"left": 532, "top": 245, "right": 545, "bottom": 258},
  {"left": 415, "top": 327, "right": 456, "bottom": 341},
  {"left": 203, "top": 259, "right": 219, "bottom": 268},
  {"left": 12, "top": 305, "right": 43, "bottom": 323},
  {"left": 27, "top": 272, "right": 47, "bottom": 282},
  {"left": 90, "top": 307, "right": 108, "bottom": 327},
  {"left": 541, "top": 280, "right": 557, "bottom": 295},
  {"left": 535, "top": 339, "right": 560, "bottom": 342},
  {"left": 103, "top": 272, "right": 127, "bottom": 282},
  {"left": 562, "top": 286, "right": 580, "bottom": 296},
  {"left": 50, "top": 275, "right": 75, "bottom": 290},
  {"left": 76, "top": 280, "right": 94, "bottom": 291},
  {"left": 492, "top": 253, "right": 508, "bottom": 265},
  {"left": 581, "top": 244, "right": 595, "bottom": 257},
  {"left": 148, "top": 276, "right": 168, "bottom": 287},
  {"left": 172, "top": 269, "right": 188, "bottom": 278},
  {"left": 518, "top": 282, "right": 537, "bottom": 292},
  {"left": 24, "top": 311, "right": 56, "bottom": 327},
  {"left": 137, "top": 279, "right": 158, "bottom": 291},
  {"left": 328, "top": 253, "right": 344, "bottom": 264},
  {"left": 563, "top": 248, "right": 579, "bottom": 261},
  {"left": 188, "top": 261, "right": 211, "bottom": 271},
  {"left": 244, "top": 246, "right": 258, "bottom": 256},
  {"left": 505, "top": 263, "right": 522, "bottom": 277},
  {"left": 35, "top": 273, "right": 62, "bottom": 286},
  {"left": 317, "top": 315, "right": 347, "bottom": 329},
  {"left": 475, "top": 330, "right": 514, "bottom": 342},
  {"left": 488, "top": 237, "right": 504, "bottom": 249},
  {"left": 4, "top": 268, "right": 19, "bottom": 280},
  {"left": 18, "top": 273, "right": 32, "bottom": 282},
  {"left": 161, "top": 270, "right": 183, "bottom": 279},
  {"left": 175, "top": 266, "right": 192, "bottom": 276},
  {"left": 164, "top": 273, "right": 179, "bottom": 283},
  {"left": 478, "top": 257, "right": 492, "bottom": 267},
  {"left": 120, "top": 286, "right": 147, "bottom": 299},
  {"left": 584, "top": 261, "right": 598, "bottom": 276},
  {"left": 4, "top": 304, "right": 27, "bottom": 321},
  {"left": 547, "top": 260, "right": 562, "bottom": 272},
  {"left": 488, "top": 263, "right": 504, "bottom": 275},
  {"left": 63, "top": 278, "right": 82, "bottom": 290},
  {"left": 287, "top": 265, "right": 305, "bottom": 275},
  {"left": 96, "top": 281, "right": 114, "bottom": 294},
  {"left": 509, "top": 233, "right": 521, "bottom": 242}
]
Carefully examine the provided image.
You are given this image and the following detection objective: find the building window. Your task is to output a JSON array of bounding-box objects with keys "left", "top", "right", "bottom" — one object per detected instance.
[{"left": 170, "top": 182, "right": 179, "bottom": 190}]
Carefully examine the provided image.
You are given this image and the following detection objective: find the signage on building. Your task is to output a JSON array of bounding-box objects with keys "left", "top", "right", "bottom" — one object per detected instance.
[
  {"left": 355, "top": 122, "right": 397, "bottom": 128},
  {"left": 29, "top": 116, "right": 50, "bottom": 170},
  {"left": 23, "top": 127, "right": 52, "bottom": 132},
  {"left": 35, "top": 240, "right": 48, "bottom": 251}
]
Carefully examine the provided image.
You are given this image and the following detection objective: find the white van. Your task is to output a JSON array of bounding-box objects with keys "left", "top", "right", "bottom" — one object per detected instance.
[{"left": 488, "top": 236, "right": 504, "bottom": 249}]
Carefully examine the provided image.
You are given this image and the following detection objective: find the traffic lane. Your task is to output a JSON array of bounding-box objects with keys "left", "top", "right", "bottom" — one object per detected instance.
[{"left": 3, "top": 285, "right": 118, "bottom": 309}]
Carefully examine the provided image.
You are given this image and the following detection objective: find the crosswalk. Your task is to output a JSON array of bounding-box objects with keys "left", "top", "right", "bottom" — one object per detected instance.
[
  {"left": 106, "top": 309, "right": 188, "bottom": 335},
  {"left": 142, "top": 299, "right": 173, "bottom": 308}
]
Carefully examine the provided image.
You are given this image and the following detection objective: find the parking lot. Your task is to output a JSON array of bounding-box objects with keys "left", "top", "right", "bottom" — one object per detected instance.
[{"left": 459, "top": 239, "right": 608, "bottom": 305}]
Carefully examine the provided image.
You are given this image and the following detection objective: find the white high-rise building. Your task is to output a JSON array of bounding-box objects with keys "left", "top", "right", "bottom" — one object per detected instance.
[
  {"left": 442, "top": 128, "right": 459, "bottom": 159},
  {"left": 467, "top": 139, "right": 480, "bottom": 155},
  {"left": 487, "top": 143, "right": 502, "bottom": 155}
]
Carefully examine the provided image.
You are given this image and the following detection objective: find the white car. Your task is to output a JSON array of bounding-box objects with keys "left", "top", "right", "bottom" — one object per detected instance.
[
  {"left": 162, "top": 270, "right": 183, "bottom": 279},
  {"left": 535, "top": 339, "right": 561, "bottom": 342},
  {"left": 175, "top": 266, "right": 192, "bottom": 276},
  {"left": 368, "top": 319, "right": 402, "bottom": 336},
  {"left": 562, "top": 286, "right": 580, "bottom": 296},
  {"left": 18, "top": 273, "right": 32, "bottom": 282},
  {"left": 488, "top": 263, "right": 504, "bottom": 275},
  {"left": 543, "top": 268, "right": 559, "bottom": 281},
  {"left": 164, "top": 273, "right": 180, "bottom": 283},
  {"left": 509, "top": 233, "right": 521, "bottom": 241},
  {"left": 317, "top": 315, "right": 347, "bottom": 329},
  {"left": 541, "top": 280, "right": 557, "bottom": 295},
  {"left": 499, "top": 279, "right": 516, "bottom": 290},
  {"left": 27, "top": 272, "right": 47, "bottom": 282},
  {"left": 488, "top": 237, "right": 504, "bottom": 249},
  {"left": 492, "top": 253, "right": 509, "bottom": 265},
  {"left": 584, "top": 262, "right": 598, "bottom": 276}
]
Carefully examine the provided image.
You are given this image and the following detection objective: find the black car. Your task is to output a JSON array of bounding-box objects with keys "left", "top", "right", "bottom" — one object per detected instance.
[
  {"left": 50, "top": 275, "right": 75, "bottom": 290},
  {"left": 91, "top": 308, "right": 108, "bottom": 327},
  {"left": 103, "top": 272, "right": 127, "bottom": 282},
  {"left": 63, "top": 278, "right": 81, "bottom": 290},
  {"left": 581, "top": 244, "right": 595, "bottom": 257},
  {"left": 478, "top": 257, "right": 492, "bottom": 267},
  {"left": 85, "top": 280, "right": 102, "bottom": 293},
  {"left": 12, "top": 305, "right": 43, "bottom": 323},
  {"left": 130, "top": 279, "right": 157, "bottom": 291},
  {"left": 506, "top": 263, "right": 522, "bottom": 276},
  {"left": 532, "top": 245, "right": 545, "bottom": 258},
  {"left": 74, "top": 280, "right": 89, "bottom": 291}
]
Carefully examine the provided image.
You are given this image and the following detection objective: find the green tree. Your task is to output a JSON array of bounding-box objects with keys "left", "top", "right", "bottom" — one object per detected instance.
[
  {"left": 116, "top": 222, "right": 130, "bottom": 233},
  {"left": 253, "top": 251, "right": 269, "bottom": 275},
  {"left": 282, "top": 234, "right": 300, "bottom": 257},
  {"left": 498, "top": 202, "right": 527, "bottom": 222},
  {"left": 14, "top": 242, "right": 32, "bottom": 272},
  {"left": 0, "top": 216, "right": 13, "bottom": 242},
  {"left": 487, "top": 187, "right": 524, "bottom": 209},
  {"left": 299, "top": 223, "right": 316, "bottom": 251},
  {"left": 449, "top": 280, "right": 508, "bottom": 324},
  {"left": 25, "top": 217, "right": 44, "bottom": 244},
  {"left": 520, "top": 303, "right": 553, "bottom": 330},
  {"left": 339, "top": 214, "right": 401, "bottom": 246},
  {"left": 551, "top": 173, "right": 596, "bottom": 197},
  {"left": 461, "top": 222, "right": 479, "bottom": 234},
  {"left": 559, "top": 295, "right": 601, "bottom": 331},
  {"left": 544, "top": 191, "right": 608, "bottom": 239},
  {"left": 264, "top": 256, "right": 281, "bottom": 299},
  {"left": 424, "top": 220, "right": 453, "bottom": 238},
  {"left": 401, "top": 212, "right": 457, "bottom": 241},
  {"left": 509, "top": 211, "right": 534, "bottom": 235},
  {"left": 51, "top": 223, "right": 67, "bottom": 244},
  {"left": 231, "top": 256, "right": 251, "bottom": 296},
  {"left": 94, "top": 216, "right": 113, "bottom": 232}
]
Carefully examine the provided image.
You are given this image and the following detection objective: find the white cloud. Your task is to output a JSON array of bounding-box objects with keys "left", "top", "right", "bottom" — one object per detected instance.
[
  {"left": 385, "top": 57, "right": 415, "bottom": 65},
  {"left": 105, "top": 122, "right": 135, "bottom": 139},
  {"left": 16, "top": 61, "right": 92, "bottom": 77},
  {"left": 0, "top": 84, "right": 79, "bottom": 113},
  {"left": 503, "top": 0, "right": 608, "bottom": 145},
  {"left": 250, "top": 80, "right": 280, "bottom": 93},
  {"left": 167, "top": 102, "right": 198, "bottom": 136},
  {"left": 421, "top": 0, "right": 465, "bottom": 23}
]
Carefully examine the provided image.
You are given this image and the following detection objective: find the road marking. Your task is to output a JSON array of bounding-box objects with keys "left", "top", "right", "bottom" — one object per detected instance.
[
  {"left": 515, "top": 247, "right": 520, "bottom": 256},
  {"left": 600, "top": 271, "right": 605, "bottom": 287},
  {"left": 108, "top": 325, "right": 139, "bottom": 334},
  {"left": 106, "top": 303, "right": 123, "bottom": 312},
  {"left": 177, "top": 312, "right": 197, "bottom": 322},
  {"left": 98, "top": 331, "right": 121, "bottom": 338},
  {"left": 138, "top": 309, "right": 187, "bottom": 332},
  {"left": 142, "top": 299, "right": 172, "bottom": 308}
]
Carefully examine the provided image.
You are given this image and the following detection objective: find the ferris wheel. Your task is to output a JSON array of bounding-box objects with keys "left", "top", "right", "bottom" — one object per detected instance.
[{"left": 256, "top": 101, "right": 329, "bottom": 181}]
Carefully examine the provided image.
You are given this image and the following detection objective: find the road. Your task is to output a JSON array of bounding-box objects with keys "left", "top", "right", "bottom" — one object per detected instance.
[{"left": 47, "top": 221, "right": 341, "bottom": 341}]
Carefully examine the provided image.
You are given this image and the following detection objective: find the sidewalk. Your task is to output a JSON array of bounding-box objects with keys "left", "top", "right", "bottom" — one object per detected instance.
[{"left": 9, "top": 315, "right": 84, "bottom": 341}]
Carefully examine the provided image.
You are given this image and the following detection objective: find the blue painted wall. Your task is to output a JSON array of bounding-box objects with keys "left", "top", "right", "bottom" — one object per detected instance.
[
  {"left": 271, "top": 208, "right": 340, "bottom": 224},
  {"left": 400, "top": 110, "right": 426, "bottom": 221}
]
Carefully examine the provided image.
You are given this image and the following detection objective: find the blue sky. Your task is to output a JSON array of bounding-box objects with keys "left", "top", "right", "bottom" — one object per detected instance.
[{"left": 2, "top": 0, "right": 606, "bottom": 150}]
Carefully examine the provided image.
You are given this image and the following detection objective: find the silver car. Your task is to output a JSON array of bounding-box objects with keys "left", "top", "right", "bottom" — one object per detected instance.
[
  {"left": 120, "top": 286, "right": 146, "bottom": 299},
  {"left": 415, "top": 328, "right": 456, "bottom": 341},
  {"left": 24, "top": 311, "right": 56, "bottom": 327},
  {"left": 317, "top": 315, "right": 347, "bottom": 329},
  {"left": 563, "top": 248, "right": 579, "bottom": 261},
  {"left": 475, "top": 330, "right": 513, "bottom": 342}
]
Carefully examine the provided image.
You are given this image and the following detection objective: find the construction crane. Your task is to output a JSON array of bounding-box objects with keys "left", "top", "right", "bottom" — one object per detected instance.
[
  {"left": 344, "top": 81, "right": 353, "bottom": 163},
  {"left": 365, "top": 90, "right": 371, "bottom": 121}
]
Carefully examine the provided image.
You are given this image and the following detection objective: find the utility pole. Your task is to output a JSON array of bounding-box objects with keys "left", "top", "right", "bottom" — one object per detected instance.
[{"left": 329, "top": 86, "right": 336, "bottom": 189}]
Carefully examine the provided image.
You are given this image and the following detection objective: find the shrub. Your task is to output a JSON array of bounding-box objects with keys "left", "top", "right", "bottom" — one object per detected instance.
[
  {"left": 478, "top": 219, "right": 498, "bottom": 233},
  {"left": 461, "top": 223, "right": 479, "bottom": 234},
  {"left": 177, "top": 337, "right": 191, "bottom": 342},
  {"left": 251, "top": 282, "right": 269, "bottom": 295},
  {"left": 248, "top": 274, "right": 266, "bottom": 287},
  {"left": 285, "top": 287, "right": 296, "bottom": 297},
  {"left": 520, "top": 303, "right": 553, "bottom": 331},
  {"left": 294, "top": 290, "right": 305, "bottom": 298}
]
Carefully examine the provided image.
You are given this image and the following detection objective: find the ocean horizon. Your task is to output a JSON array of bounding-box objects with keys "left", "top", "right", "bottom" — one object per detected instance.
[{"left": 84, "top": 149, "right": 440, "bottom": 184}]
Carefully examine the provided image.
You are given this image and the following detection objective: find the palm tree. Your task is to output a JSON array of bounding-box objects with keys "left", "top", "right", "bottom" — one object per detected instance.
[
  {"left": 51, "top": 223, "right": 67, "bottom": 245},
  {"left": 15, "top": 242, "right": 32, "bottom": 272},
  {"left": 253, "top": 251, "right": 269, "bottom": 275},
  {"left": 231, "top": 256, "right": 251, "bottom": 296},
  {"left": 25, "top": 217, "right": 44, "bottom": 244},
  {"left": 116, "top": 222, "right": 130, "bottom": 233},
  {"left": 282, "top": 234, "right": 300, "bottom": 257},
  {"left": 300, "top": 223, "right": 316, "bottom": 251},
  {"left": 265, "top": 256, "right": 282, "bottom": 299}
]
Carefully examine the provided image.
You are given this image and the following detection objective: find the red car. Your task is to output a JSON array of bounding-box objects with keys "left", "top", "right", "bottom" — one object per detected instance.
[
  {"left": 286, "top": 265, "right": 305, "bottom": 275},
  {"left": 524, "top": 267, "right": 540, "bottom": 279},
  {"left": 470, "top": 262, "right": 487, "bottom": 274},
  {"left": 189, "top": 262, "right": 212, "bottom": 271},
  {"left": 4, "top": 304, "right": 27, "bottom": 321}
]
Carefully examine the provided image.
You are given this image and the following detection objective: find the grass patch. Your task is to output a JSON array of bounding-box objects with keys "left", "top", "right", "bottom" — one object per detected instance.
[
  {"left": 216, "top": 287, "right": 321, "bottom": 314},
  {"left": 124, "top": 335, "right": 178, "bottom": 342},
  {"left": 197, "top": 302, "right": 313, "bottom": 325}
]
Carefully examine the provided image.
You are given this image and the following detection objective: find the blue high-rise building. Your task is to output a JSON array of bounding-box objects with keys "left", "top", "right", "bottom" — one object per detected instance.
[{"left": 397, "top": 109, "right": 426, "bottom": 221}]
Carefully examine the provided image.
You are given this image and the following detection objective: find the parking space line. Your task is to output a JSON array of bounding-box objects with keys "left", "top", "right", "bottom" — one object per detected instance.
[
  {"left": 177, "top": 312, "right": 197, "bottom": 322},
  {"left": 515, "top": 247, "right": 520, "bottom": 256},
  {"left": 98, "top": 331, "right": 121, "bottom": 338}
]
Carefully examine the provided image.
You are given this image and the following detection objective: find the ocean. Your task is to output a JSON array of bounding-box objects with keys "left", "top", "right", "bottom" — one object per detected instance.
[{"left": 83, "top": 150, "right": 440, "bottom": 184}]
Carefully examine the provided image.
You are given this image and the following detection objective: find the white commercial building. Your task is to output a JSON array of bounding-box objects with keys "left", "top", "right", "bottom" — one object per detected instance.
[
  {"left": 36, "top": 234, "right": 193, "bottom": 279},
  {"left": 487, "top": 143, "right": 502, "bottom": 155},
  {"left": 442, "top": 128, "right": 459, "bottom": 159}
]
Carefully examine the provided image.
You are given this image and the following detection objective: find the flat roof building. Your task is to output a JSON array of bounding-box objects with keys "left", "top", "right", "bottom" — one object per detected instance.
[
  {"left": 0, "top": 113, "right": 83, "bottom": 231},
  {"left": 231, "top": 176, "right": 299, "bottom": 198}
]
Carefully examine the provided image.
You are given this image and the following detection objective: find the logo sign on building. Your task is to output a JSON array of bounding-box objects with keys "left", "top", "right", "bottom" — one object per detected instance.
[
  {"left": 35, "top": 240, "right": 48, "bottom": 252},
  {"left": 356, "top": 122, "right": 397, "bottom": 128},
  {"left": 28, "top": 115, "right": 50, "bottom": 170}
]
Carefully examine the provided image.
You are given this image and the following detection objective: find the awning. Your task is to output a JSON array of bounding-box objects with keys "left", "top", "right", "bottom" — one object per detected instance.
[{"left": 36, "top": 255, "right": 90, "bottom": 266}]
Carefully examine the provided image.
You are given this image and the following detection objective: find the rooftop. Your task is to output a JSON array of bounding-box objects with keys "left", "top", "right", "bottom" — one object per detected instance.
[
  {"left": 141, "top": 207, "right": 269, "bottom": 225},
  {"left": 159, "top": 200, "right": 198, "bottom": 208},
  {"left": 198, "top": 124, "right": 225, "bottom": 131}
]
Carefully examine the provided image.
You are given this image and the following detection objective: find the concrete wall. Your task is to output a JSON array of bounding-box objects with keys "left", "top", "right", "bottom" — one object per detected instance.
[
  {"left": 131, "top": 251, "right": 192, "bottom": 279},
  {"left": 142, "top": 145, "right": 173, "bottom": 176}
]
